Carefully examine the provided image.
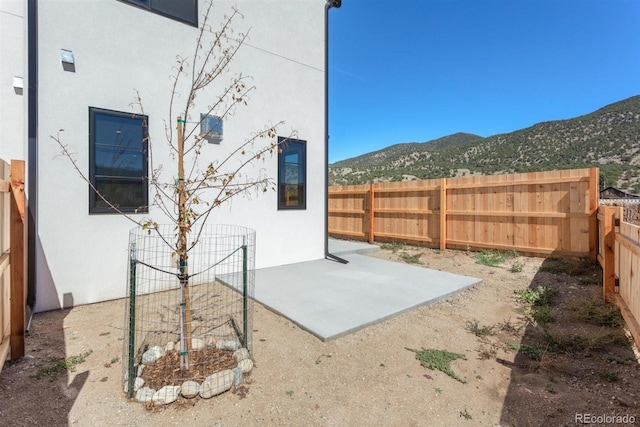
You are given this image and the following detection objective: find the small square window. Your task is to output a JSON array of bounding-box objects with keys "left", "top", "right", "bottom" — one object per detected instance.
[
  {"left": 278, "top": 137, "right": 306, "bottom": 210},
  {"left": 200, "top": 114, "right": 223, "bottom": 145}
]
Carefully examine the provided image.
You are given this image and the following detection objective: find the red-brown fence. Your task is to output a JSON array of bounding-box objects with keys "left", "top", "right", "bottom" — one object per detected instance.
[
  {"left": 329, "top": 168, "right": 599, "bottom": 259},
  {"left": 0, "top": 159, "right": 26, "bottom": 370}
]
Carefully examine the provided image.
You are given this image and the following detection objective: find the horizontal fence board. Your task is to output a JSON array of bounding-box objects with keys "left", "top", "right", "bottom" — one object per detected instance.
[
  {"left": 0, "top": 251, "right": 9, "bottom": 274},
  {"left": 444, "top": 175, "right": 590, "bottom": 190},
  {"left": 330, "top": 209, "right": 366, "bottom": 215},
  {"left": 446, "top": 210, "right": 586, "bottom": 218},
  {"left": 375, "top": 209, "right": 434, "bottom": 215},
  {"left": 374, "top": 232, "right": 435, "bottom": 243},
  {"left": 328, "top": 189, "right": 368, "bottom": 195},
  {"left": 617, "top": 232, "right": 640, "bottom": 258},
  {"left": 0, "top": 338, "right": 9, "bottom": 370},
  {"left": 445, "top": 239, "right": 587, "bottom": 257},
  {"left": 373, "top": 186, "right": 439, "bottom": 193},
  {"left": 329, "top": 231, "right": 366, "bottom": 238}
]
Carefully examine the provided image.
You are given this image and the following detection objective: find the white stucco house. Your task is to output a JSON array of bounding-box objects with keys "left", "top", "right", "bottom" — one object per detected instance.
[{"left": 1, "top": 0, "right": 338, "bottom": 313}]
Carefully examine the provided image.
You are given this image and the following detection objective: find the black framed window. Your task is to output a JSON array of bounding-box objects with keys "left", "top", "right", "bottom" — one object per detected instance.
[
  {"left": 119, "top": 0, "right": 198, "bottom": 26},
  {"left": 278, "top": 137, "right": 306, "bottom": 210},
  {"left": 89, "top": 108, "right": 149, "bottom": 214}
]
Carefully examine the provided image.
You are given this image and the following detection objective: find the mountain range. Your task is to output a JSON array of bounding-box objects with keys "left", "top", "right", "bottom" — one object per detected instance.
[{"left": 329, "top": 95, "right": 640, "bottom": 193}]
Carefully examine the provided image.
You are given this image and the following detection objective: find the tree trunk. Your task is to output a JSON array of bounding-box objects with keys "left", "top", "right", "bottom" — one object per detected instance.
[{"left": 177, "top": 116, "right": 193, "bottom": 370}]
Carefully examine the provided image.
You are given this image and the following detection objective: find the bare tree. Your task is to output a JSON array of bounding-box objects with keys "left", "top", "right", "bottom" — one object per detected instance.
[{"left": 52, "top": 2, "right": 294, "bottom": 370}]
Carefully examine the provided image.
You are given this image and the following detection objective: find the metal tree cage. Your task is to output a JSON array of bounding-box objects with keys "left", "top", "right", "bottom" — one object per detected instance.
[{"left": 122, "top": 224, "right": 255, "bottom": 400}]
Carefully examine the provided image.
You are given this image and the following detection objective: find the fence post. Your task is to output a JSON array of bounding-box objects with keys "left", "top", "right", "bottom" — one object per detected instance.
[
  {"left": 601, "top": 206, "right": 616, "bottom": 302},
  {"left": 126, "top": 242, "right": 137, "bottom": 399},
  {"left": 588, "top": 167, "right": 599, "bottom": 263},
  {"left": 242, "top": 239, "right": 248, "bottom": 352},
  {"left": 368, "top": 183, "right": 375, "bottom": 244},
  {"left": 9, "top": 160, "right": 25, "bottom": 360},
  {"left": 439, "top": 178, "right": 447, "bottom": 251}
]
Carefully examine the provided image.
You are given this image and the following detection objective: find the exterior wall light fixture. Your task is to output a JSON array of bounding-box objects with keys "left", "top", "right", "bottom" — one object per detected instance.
[
  {"left": 61, "top": 49, "right": 75, "bottom": 72},
  {"left": 13, "top": 76, "right": 24, "bottom": 94}
]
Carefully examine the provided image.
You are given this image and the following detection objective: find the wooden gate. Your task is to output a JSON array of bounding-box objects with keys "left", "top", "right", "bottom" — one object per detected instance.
[{"left": 0, "top": 159, "right": 26, "bottom": 370}]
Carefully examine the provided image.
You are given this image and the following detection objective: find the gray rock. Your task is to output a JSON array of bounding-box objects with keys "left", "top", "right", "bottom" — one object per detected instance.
[
  {"left": 165, "top": 341, "right": 175, "bottom": 352},
  {"left": 152, "top": 385, "right": 181, "bottom": 405},
  {"left": 233, "top": 348, "right": 250, "bottom": 362},
  {"left": 141, "top": 346, "right": 165, "bottom": 364},
  {"left": 181, "top": 380, "right": 200, "bottom": 398},
  {"left": 135, "top": 387, "right": 156, "bottom": 403},
  {"left": 238, "top": 358, "right": 253, "bottom": 374},
  {"left": 176, "top": 338, "right": 205, "bottom": 353},
  {"left": 124, "top": 376, "right": 145, "bottom": 393},
  {"left": 216, "top": 340, "right": 241, "bottom": 351},
  {"left": 199, "top": 370, "right": 234, "bottom": 398},
  {"left": 232, "top": 367, "right": 243, "bottom": 386},
  {"left": 137, "top": 364, "right": 145, "bottom": 377},
  {"left": 204, "top": 335, "right": 217, "bottom": 347},
  {"left": 192, "top": 338, "right": 205, "bottom": 351}
]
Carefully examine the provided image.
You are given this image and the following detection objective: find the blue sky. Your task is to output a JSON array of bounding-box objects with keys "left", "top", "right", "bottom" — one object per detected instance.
[{"left": 328, "top": 0, "right": 640, "bottom": 163}]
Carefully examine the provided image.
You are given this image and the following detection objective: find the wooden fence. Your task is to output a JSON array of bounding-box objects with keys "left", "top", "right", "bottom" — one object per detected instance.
[
  {"left": 329, "top": 168, "right": 599, "bottom": 259},
  {"left": 0, "top": 159, "right": 26, "bottom": 370},
  {"left": 598, "top": 205, "right": 640, "bottom": 348}
]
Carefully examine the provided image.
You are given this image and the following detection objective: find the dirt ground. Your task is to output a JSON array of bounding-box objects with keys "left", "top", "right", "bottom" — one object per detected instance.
[{"left": 1, "top": 244, "right": 638, "bottom": 427}]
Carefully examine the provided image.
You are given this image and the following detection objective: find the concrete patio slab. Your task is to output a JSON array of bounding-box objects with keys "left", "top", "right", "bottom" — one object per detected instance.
[{"left": 254, "top": 241, "right": 481, "bottom": 341}]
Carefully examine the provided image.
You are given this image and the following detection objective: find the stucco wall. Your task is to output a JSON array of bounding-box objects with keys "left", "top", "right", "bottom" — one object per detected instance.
[
  {"left": 34, "top": 0, "right": 326, "bottom": 311},
  {"left": 0, "top": 0, "right": 26, "bottom": 162}
]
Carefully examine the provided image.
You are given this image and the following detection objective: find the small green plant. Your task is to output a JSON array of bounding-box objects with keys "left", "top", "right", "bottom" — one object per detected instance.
[
  {"left": 380, "top": 242, "right": 404, "bottom": 253},
  {"left": 530, "top": 306, "right": 555, "bottom": 325},
  {"left": 545, "top": 382, "right": 555, "bottom": 393},
  {"left": 601, "top": 371, "right": 620, "bottom": 382},
  {"left": 475, "top": 374, "right": 483, "bottom": 380},
  {"left": 35, "top": 350, "right": 93, "bottom": 380},
  {"left": 509, "top": 332, "right": 567, "bottom": 360},
  {"left": 515, "top": 285, "right": 557, "bottom": 306},
  {"left": 285, "top": 390, "right": 294, "bottom": 397},
  {"left": 578, "top": 276, "right": 600, "bottom": 286},
  {"left": 477, "top": 347, "right": 497, "bottom": 360},
  {"left": 460, "top": 407, "right": 473, "bottom": 420},
  {"left": 568, "top": 298, "right": 623, "bottom": 328},
  {"left": 509, "top": 342, "right": 553, "bottom": 361},
  {"left": 110, "top": 356, "right": 120, "bottom": 364},
  {"left": 406, "top": 347, "right": 467, "bottom": 383},
  {"left": 539, "top": 258, "right": 595, "bottom": 276},
  {"left": 538, "top": 259, "right": 570, "bottom": 275},
  {"left": 399, "top": 252, "right": 422, "bottom": 264},
  {"left": 513, "top": 326, "right": 629, "bottom": 361},
  {"left": 434, "top": 387, "right": 442, "bottom": 395},
  {"left": 476, "top": 250, "right": 519, "bottom": 267},
  {"left": 464, "top": 319, "right": 496, "bottom": 338},
  {"left": 498, "top": 318, "right": 521, "bottom": 335},
  {"left": 510, "top": 261, "right": 524, "bottom": 273}
]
